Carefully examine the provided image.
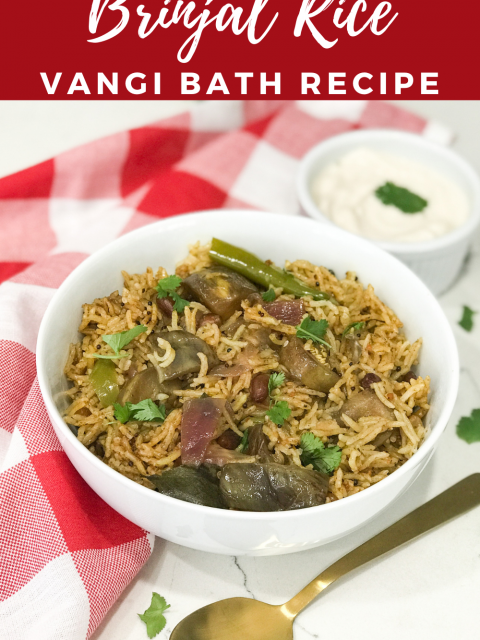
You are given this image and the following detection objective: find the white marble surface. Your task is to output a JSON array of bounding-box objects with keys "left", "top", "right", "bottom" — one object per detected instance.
[{"left": 2, "top": 100, "right": 480, "bottom": 639}]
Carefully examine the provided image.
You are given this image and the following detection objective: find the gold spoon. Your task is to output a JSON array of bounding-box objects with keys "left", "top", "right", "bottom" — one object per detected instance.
[{"left": 170, "top": 474, "right": 480, "bottom": 640}]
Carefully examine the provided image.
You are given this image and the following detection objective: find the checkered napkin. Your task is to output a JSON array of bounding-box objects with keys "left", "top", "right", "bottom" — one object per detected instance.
[{"left": 0, "top": 100, "right": 450, "bottom": 639}]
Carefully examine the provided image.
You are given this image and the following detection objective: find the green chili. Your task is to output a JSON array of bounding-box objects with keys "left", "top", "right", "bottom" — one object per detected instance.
[
  {"left": 209, "top": 238, "right": 332, "bottom": 301},
  {"left": 89, "top": 359, "right": 119, "bottom": 407}
]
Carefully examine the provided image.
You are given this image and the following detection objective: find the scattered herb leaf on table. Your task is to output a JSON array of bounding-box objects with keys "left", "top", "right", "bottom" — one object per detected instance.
[
  {"left": 459, "top": 305, "right": 476, "bottom": 332},
  {"left": 138, "top": 592, "right": 170, "bottom": 638},
  {"left": 456, "top": 409, "right": 480, "bottom": 444}
]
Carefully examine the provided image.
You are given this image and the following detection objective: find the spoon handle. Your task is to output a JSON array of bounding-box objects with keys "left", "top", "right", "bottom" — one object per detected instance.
[{"left": 283, "top": 473, "right": 480, "bottom": 619}]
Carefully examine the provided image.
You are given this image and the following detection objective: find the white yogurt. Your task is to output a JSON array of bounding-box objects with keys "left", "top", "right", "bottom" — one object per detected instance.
[{"left": 311, "top": 147, "right": 470, "bottom": 243}]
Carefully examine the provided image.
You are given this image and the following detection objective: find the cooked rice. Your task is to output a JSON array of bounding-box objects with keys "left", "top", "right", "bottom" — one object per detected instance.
[{"left": 63, "top": 242, "right": 430, "bottom": 501}]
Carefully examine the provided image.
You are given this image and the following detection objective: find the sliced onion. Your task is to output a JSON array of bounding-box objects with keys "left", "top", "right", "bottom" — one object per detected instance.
[
  {"left": 181, "top": 397, "right": 226, "bottom": 467},
  {"left": 263, "top": 300, "right": 304, "bottom": 326}
]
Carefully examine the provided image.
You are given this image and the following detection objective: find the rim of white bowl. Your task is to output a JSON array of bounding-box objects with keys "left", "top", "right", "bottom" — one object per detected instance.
[
  {"left": 297, "top": 129, "right": 480, "bottom": 255},
  {"left": 37, "top": 210, "right": 459, "bottom": 520}
]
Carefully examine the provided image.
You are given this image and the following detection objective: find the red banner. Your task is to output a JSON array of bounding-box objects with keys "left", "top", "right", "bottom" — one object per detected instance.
[{"left": 2, "top": 0, "right": 478, "bottom": 99}]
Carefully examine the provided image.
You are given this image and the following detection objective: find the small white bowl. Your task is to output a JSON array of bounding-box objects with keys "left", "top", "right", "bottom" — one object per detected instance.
[
  {"left": 297, "top": 129, "right": 480, "bottom": 296},
  {"left": 37, "top": 210, "right": 459, "bottom": 556}
]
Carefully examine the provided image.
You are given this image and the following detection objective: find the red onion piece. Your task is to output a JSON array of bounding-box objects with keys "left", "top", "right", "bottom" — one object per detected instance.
[
  {"left": 263, "top": 300, "right": 304, "bottom": 326},
  {"left": 181, "top": 398, "right": 226, "bottom": 467}
]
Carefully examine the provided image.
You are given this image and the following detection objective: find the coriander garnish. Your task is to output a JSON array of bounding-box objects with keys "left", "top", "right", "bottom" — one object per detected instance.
[
  {"left": 295, "top": 317, "right": 331, "bottom": 348},
  {"left": 156, "top": 275, "right": 190, "bottom": 313},
  {"left": 92, "top": 325, "right": 148, "bottom": 359},
  {"left": 300, "top": 432, "right": 342, "bottom": 474},
  {"left": 375, "top": 182, "right": 427, "bottom": 214}
]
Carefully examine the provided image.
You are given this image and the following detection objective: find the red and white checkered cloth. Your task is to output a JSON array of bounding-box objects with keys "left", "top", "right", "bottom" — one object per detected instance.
[{"left": 0, "top": 100, "right": 451, "bottom": 639}]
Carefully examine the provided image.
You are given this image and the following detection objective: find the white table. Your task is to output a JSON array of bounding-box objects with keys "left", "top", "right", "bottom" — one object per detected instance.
[{"left": 2, "top": 100, "right": 479, "bottom": 640}]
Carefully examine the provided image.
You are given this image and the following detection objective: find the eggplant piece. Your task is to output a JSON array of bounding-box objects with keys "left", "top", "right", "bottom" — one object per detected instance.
[
  {"left": 67, "top": 424, "right": 79, "bottom": 437},
  {"left": 203, "top": 442, "right": 256, "bottom": 466},
  {"left": 246, "top": 424, "right": 278, "bottom": 463},
  {"left": 183, "top": 266, "right": 258, "bottom": 320},
  {"left": 181, "top": 397, "right": 227, "bottom": 467},
  {"left": 148, "top": 466, "right": 225, "bottom": 509},
  {"left": 343, "top": 333, "right": 362, "bottom": 364},
  {"left": 219, "top": 463, "right": 329, "bottom": 511},
  {"left": 371, "top": 428, "right": 399, "bottom": 448},
  {"left": 117, "top": 366, "right": 183, "bottom": 406},
  {"left": 210, "top": 363, "right": 249, "bottom": 378},
  {"left": 119, "top": 331, "right": 217, "bottom": 406},
  {"left": 150, "top": 330, "right": 218, "bottom": 381},
  {"left": 280, "top": 337, "right": 340, "bottom": 393},
  {"left": 336, "top": 389, "right": 395, "bottom": 426}
]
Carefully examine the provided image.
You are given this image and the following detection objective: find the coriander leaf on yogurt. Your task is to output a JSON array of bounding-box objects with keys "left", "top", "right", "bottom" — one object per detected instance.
[
  {"left": 375, "top": 182, "right": 427, "bottom": 214},
  {"left": 459, "top": 305, "right": 476, "bottom": 332}
]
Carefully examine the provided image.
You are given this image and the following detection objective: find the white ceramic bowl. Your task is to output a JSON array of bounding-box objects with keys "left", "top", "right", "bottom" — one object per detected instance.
[
  {"left": 37, "top": 210, "right": 459, "bottom": 556},
  {"left": 297, "top": 129, "right": 480, "bottom": 296}
]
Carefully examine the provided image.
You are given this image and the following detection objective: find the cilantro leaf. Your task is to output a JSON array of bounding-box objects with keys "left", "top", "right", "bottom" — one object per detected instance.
[
  {"left": 170, "top": 290, "right": 190, "bottom": 314},
  {"left": 132, "top": 399, "right": 166, "bottom": 422},
  {"left": 296, "top": 317, "right": 331, "bottom": 348},
  {"left": 262, "top": 288, "right": 276, "bottom": 302},
  {"left": 236, "top": 429, "right": 249, "bottom": 453},
  {"left": 375, "top": 182, "right": 427, "bottom": 214},
  {"left": 456, "top": 408, "right": 480, "bottom": 444},
  {"left": 93, "top": 325, "right": 148, "bottom": 359},
  {"left": 342, "top": 321, "right": 365, "bottom": 337},
  {"left": 138, "top": 592, "right": 170, "bottom": 639},
  {"left": 114, "top": 402, "right": 133, "bottom": 424},
  {"left": 113, "top": 399, "right": 166, "bottom": 423},
  {"left": 156, "top": 275, "right": 190, "bottom": 314},
  {"left": 266, "top": 400, "right": 291, "bottom": 426},
  {"left": 300, "top": 432, "right": 342, "bottom": 474},
  {"left": 268, "top": 372, "right": 285, "bottom": 396},
  {"left": 459, "top": 305, "right": 476, "bottom": 332},
  {"left": 156, "top": 274, "right": 183, "bottom": 294}
]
